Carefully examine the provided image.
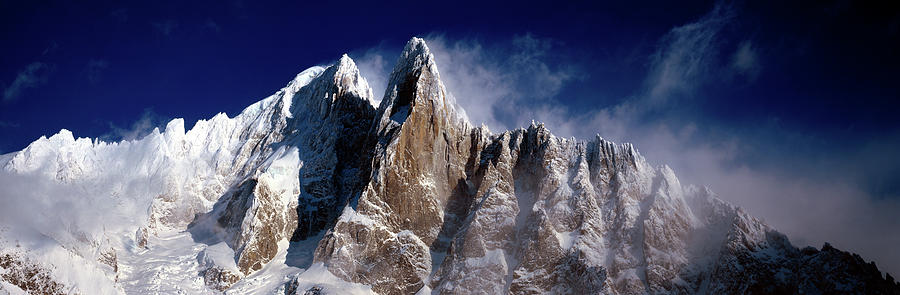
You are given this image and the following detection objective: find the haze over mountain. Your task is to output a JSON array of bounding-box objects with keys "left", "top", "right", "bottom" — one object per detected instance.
[
  {"left": 0, "top": 37, "right": 897, "bottom": 294},
  {"left": 3, "top": 1, "right": 900, "bottom": 282}
]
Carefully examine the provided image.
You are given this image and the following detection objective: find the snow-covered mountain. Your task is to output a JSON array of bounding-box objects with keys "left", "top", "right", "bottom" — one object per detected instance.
[{"left": 1, "top": 37, "right": 897, "bottom": 295}]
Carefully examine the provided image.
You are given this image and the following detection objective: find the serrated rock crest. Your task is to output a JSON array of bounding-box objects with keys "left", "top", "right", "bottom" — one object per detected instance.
[{"left": 1, "top": 37, "right": 897, "bottom": 295}]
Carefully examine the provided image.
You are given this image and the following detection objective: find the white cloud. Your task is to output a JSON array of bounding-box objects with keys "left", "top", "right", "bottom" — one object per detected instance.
[
  {"left": 349, "top": 4, "right": 900, "bottom": 275},
  {"left": 427, "top": 33, "right": 582, "bottom": 132},
  {"left": 353, "top": 34, "right": 581, "bottom": 132},
  {"left": 646, "top": 3, "right": 734, "bottom": 103},
  {"left": 0, "top": 163, "right": 158, "bottom": 253},
  {"left": 104, "top": 108, "right": 170, "bottom": 141},
  {"left": 3, "top": 62, "right": 52, "bottom": 102},
  {"left": 352, "top": 45, "right": 393, "bottom": 106}
]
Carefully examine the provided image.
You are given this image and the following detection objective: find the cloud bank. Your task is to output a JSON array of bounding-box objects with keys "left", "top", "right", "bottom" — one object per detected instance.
[{"left": 0, "top": 152, "right": 161, "bottom": 260}]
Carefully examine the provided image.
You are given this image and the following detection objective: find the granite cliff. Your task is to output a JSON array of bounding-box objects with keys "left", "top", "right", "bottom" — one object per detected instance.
[{"left": 0, "top": 38, "right": 897, "bottom": 295}]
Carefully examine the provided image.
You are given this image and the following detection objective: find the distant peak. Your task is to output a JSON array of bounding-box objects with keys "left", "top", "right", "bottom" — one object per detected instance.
[{"left": 326, "top": 54, "right": 374, "bottom": 103}]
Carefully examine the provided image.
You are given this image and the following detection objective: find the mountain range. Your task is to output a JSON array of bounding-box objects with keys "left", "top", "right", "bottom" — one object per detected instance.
[{"left": 0, "top": 37, "right": 897, "bottom": 295}]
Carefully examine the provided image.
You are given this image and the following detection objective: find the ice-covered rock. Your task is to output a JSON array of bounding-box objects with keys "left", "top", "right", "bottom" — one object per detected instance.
[
  {"left": 1, "top": 37, "right": 897, "bottom": 295},
  {"left": 311, "top": 38, "right": 900, "bottom": 295}
]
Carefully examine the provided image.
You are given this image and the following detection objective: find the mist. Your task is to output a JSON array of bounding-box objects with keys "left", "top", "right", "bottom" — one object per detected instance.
[
  {"left": 352, "top": 4, "right": 900, "bottom": 276},
  {"left": 0, "top": 148, "right": 160, "bottom": 253}
]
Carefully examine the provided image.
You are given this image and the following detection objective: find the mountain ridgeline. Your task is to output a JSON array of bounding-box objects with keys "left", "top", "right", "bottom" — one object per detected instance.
[{"left": 0, "top": 38, "right": 897, "bottom": 295}]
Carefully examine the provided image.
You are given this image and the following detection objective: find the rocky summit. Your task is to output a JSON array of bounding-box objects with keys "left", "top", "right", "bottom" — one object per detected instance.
[{"left": 0, "top": 37, "right": 897, "bottom": 295}]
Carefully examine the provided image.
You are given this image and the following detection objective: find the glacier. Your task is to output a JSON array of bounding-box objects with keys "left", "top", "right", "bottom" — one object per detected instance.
[{"left": 0, "top": 37, "right": 898, "bottom": 295}]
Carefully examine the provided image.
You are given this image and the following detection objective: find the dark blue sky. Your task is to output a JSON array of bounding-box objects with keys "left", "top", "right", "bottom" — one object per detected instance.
[
  {"left": 2, "top": 0, "right": 900, "bottom": 273},
  {"left": 4, "top": 0, "right": 897, "bottom": 191},
  {"left": 1, "top": 0, "right": 716, "bottom": 150},
  {"left": 3, "top": 0, "right": 896, "bottom": 150}
]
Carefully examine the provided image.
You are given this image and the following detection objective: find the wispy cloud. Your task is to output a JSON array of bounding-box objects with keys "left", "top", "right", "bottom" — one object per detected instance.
[
  {"left": 41, "top": 41, "right": 59, "bottom": 56},
  {"left": 0, "top": 121, "right": 20, "bottom": 128},
  {"left": 103, "top": 109, "right": 170, "bottom": 141},
  {"left": 153, "top": 20, "right": 179, "bottom": 37},
  {"left": 0, "top": 165, "right": 159, "bottom": 251},
  {"left": 351, "top": 2, "right": 900, "bottom": 276},
  {"left": 354, "top": 33, "right": 582, "bottom": 132},
  {"left": 3, "top": 62, "right": 53, "bottom": 103},
  {"left": 646, "top": 3, "right": 734, "bottom": 103},
  {"left": 353, "top": 44, "right": 392, "bottom": 106},
  {"left": 568, "top": 3, "right": 900, "bottom": 276},
  {"left": 84, "top": 59, "right": 110, "bottom": 83},
  {"left": 730, "top": 40, "right": 761, "bottom": 80}
]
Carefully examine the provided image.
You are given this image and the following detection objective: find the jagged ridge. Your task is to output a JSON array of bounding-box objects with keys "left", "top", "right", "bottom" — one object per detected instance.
[
  {"left": 0, "top": 37, "right": 897, "bottom": 295},
  {"left": 311, "top": 37, "right": 900, "bottom": 295}
]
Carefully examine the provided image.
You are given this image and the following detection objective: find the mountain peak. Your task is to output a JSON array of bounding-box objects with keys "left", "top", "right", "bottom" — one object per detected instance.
[
  {"left": 376, "top": 37, "right": 467, "bottom": 132},
  {"left": 397, "top": 37, "right": 433, "bottom": 71},
  {"left": 329, "top": 54, "right": 373, "bottom": 103},
  {"left": 3, "top": 36, "right": 898, "bottom": 295},
  {"left": 381, "top": 37, "right": 437, "bottom": 107}
]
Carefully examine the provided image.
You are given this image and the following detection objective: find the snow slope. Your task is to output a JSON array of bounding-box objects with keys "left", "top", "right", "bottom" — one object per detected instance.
[
  {"left": 0, "top": 57, "right": 373, "bottom": 294},
  {"left": 1, "top": 37, "right": 898, "bottom": 295}
]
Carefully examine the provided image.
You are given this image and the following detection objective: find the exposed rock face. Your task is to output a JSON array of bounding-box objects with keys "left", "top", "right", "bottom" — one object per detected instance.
[
  {"left": 1, "top": 37, "right": 898, "bottom": 294},
  {"left": 201, "top": 265, "right": 242, "bottom": 291},
  {"left": 188, "top": 55, "right": 377, "bottom": 276},
  {"left": 314, "top": 38, "right": 474, "bottom": 295},
  {"left": 0, "top": 252, "right": 69, "bottom": 294},
  {"left": 311, "top": 38, "right": 900, "bottom": 295}
]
